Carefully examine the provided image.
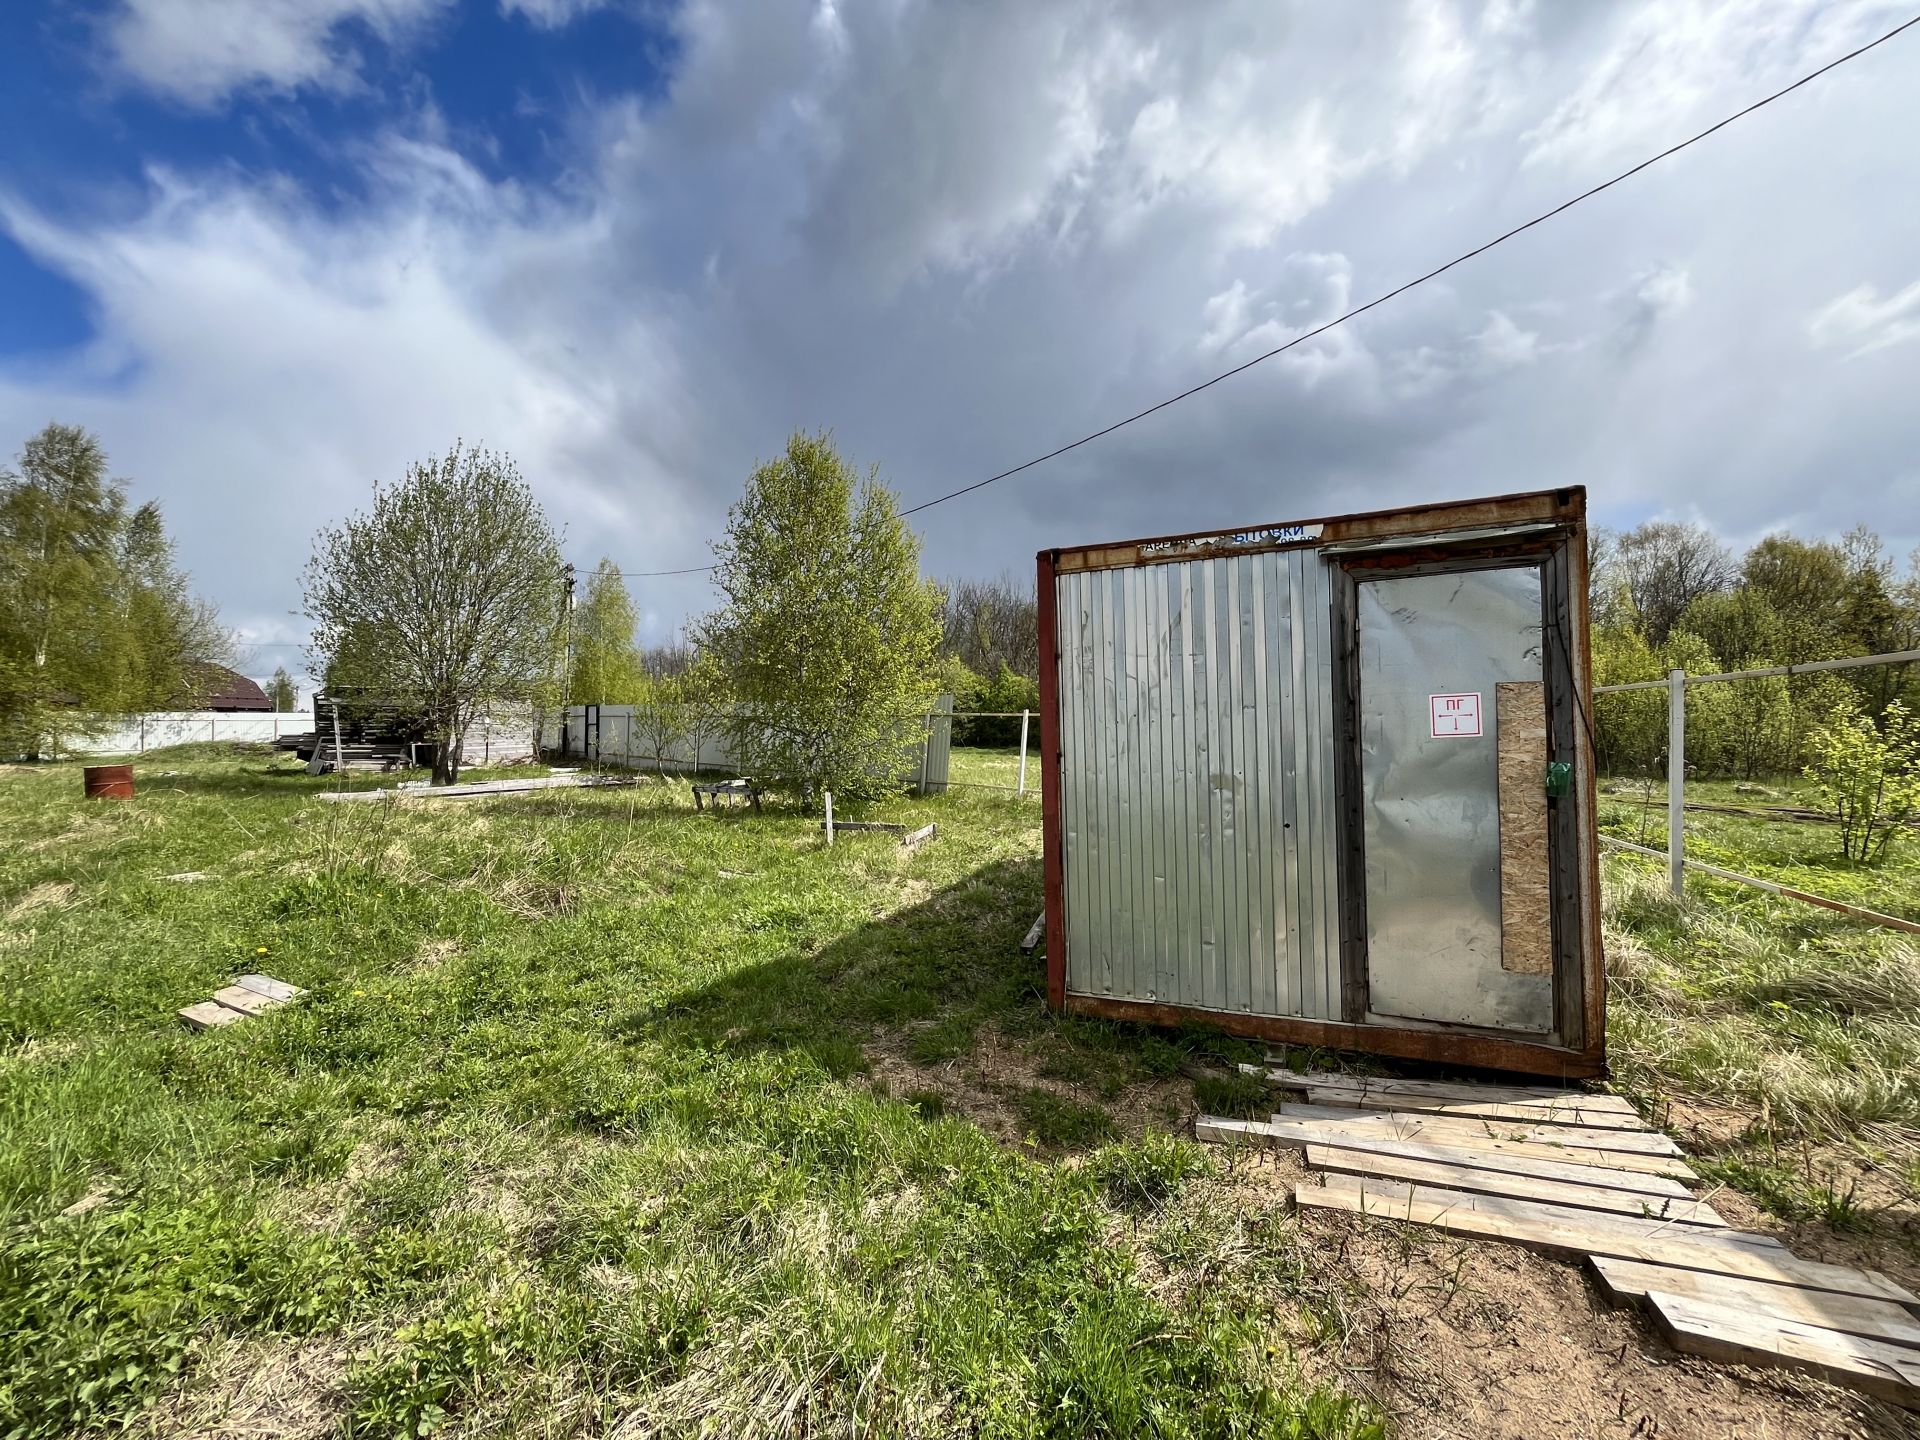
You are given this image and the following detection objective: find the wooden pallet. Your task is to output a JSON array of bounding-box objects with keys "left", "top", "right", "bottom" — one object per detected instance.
[{"left": 1198, "top": 1070, "right": 1920, "bottom": 1410}]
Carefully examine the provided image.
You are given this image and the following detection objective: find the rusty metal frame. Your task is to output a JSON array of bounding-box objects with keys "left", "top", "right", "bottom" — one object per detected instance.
[
  {"left": 1051, "top": 487, "right": 1584, "bottom": 576},
  {"left": 1038, "top": 486, "right": 1604, "bottom": 1078}
]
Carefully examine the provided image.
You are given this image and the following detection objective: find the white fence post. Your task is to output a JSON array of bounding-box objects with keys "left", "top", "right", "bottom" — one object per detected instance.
[
  {"left": 1667, "top": 668, "right": 1686, "bottom": 898},
  {"left": 824, "top": 790, "right": 835, "bottom": 846},
  {"left": 1017, "top": 709, "right": 1030, "bottom": 796}
]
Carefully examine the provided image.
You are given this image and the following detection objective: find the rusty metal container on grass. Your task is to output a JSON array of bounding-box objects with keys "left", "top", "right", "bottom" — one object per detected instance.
[
  {"left": 82, "top": 764, "right": 135, "bottom": 799},
  {"left": 1037, "top": 487, "right": 1604, "bottom": 1078}
]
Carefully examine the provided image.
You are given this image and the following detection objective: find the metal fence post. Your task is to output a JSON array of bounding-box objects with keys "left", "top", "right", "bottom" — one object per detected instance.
[
  {"left": 1018, "top": 709, "right": 1030, "bottom": 796},
  {"left": 1667, "top": 668, "right": 1686, "bottom": 897}
]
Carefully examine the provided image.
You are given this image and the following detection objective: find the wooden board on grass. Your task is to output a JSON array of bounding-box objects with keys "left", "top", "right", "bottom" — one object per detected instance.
[
  {"left": 1293, "top": 1183, "right": 1919, "bottom": 1304},
  {"left": 1271, "top": 1126, "right": 1691, "bottom": 1197},
  {"left": 1647, "top": 1290, "right": 1920, "bottom": 1409},
  {"left": 1020, "top": 913, "right": 1046, "bottom": 954},
  {"left": 1275, "top": 1102, "right": 1683, "bottom": 1157},
  {"left": 178, "top": 1001, "right": 244, "bottom": 1030},
  {"left": 234, "top": 974, "right": 306, "bottom": 1002},
  {"left": 1272, "top": 1083, "right": 1646, "bottom": 1131},
  {"left": 1590, "top": 1258, "right": 1920, "bottom": 1349},
  {"left": 1197, "top": 1115, "right": 1697, "bottom": 1181},
  {"left": 211, "top": 985, "right": 280, "bottom": 1017},
  {"left": 1313, "top": 1175, "right": 1779, "bottom": 1248},
  {"left": 1250, "top": 1065, "right": 1638, "bottom": 1114},
  {"left": 1304, "top": 1147, "right": 1727, "bottom": 1227}
]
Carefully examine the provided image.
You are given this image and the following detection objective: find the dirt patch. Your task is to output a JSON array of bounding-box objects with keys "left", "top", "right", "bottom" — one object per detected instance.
[
  {"left": 866, "top": 1025, "right": 1189, "bottom": 1150},
  {"left": 409, "top": 937, "right": 462, "bottom": 972},
  {"left": 1213, "top": 1150, "right": 1910, "bottom": 1440},
  {"left": 137, "top": 1334, "right": 354, "bottom": 1439}
]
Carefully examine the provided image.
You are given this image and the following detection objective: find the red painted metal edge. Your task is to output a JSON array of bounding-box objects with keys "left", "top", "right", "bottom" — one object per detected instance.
[
  {"left": 1062, "top": 994, "right": 1606, "bottom": 1080},
  {"left": 1036, "top": 548, "right": 1066, "bottom": 1010},
  {"left": 1052, "top": 486, "right": 1582, "bottom": 572}
]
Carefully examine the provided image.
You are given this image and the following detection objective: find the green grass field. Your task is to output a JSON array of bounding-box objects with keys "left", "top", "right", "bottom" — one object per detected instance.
[
  {"left": 3, "top": 747, "right": 1916, "bottom": 1436},
  {"left": 1597, "top": 774, "right": 1920, "bottom": 922},
  {"left": 1598, "top": 774, "right": 1920, "bottom": 1244},
  {"left": 0, "top": 746, "right": 1378, "bottom": 1439}
]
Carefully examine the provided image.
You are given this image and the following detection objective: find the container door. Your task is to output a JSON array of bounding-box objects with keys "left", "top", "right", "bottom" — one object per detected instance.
[{"left": 1355, "top": 564, "right": 1555, "bottom": 1033}]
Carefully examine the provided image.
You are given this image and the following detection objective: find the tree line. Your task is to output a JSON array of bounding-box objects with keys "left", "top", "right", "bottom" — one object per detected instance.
[
  {"left": 1591, "top": 520, "right": 1920, "bottom": 779},
  {"left": 11, "top": 413, "right": 1914, "bottom": 804}
]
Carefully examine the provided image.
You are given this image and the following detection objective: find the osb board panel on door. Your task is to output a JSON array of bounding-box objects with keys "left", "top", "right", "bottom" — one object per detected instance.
[{"left": 1497, "top": 680, "right": 1552, "bottom": 974}]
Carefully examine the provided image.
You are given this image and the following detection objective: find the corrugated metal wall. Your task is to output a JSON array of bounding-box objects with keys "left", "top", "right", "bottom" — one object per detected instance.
[{"left": 1056, "top": 550, "right": 1341, "bottom": 1019}]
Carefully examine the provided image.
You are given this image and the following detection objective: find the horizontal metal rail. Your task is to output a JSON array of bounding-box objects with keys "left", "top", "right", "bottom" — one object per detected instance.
[
  {"left": 1594, "top": 648, "right": 1920, "bottom": 695},
  {"left": 1601, "top": 835, "right": 1920, "bottom": 935}
]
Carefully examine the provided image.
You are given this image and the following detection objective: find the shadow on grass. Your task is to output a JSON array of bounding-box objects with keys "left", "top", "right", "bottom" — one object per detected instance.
[
  {"left": 98, "top": 765, "right": 324, "bottom": 800},
  {"left": 613, "top": 855, "right": 1243, "bottom": 1151}
]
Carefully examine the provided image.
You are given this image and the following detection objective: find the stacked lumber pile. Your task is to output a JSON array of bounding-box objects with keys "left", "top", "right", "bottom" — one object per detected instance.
[{"left": 1198, "top": 1066, "right": 1919, "bottom": 1410}]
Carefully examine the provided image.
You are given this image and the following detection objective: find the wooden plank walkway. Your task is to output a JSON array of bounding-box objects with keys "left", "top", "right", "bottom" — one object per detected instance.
[{"left": 1199, "top": 1068, "right": 1920, "bottom": 1410}]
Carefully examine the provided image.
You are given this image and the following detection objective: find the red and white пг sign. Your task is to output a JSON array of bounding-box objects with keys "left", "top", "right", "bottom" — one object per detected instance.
[{"left": 1429, "top": 692, "right": 1482, "bottom": 738}]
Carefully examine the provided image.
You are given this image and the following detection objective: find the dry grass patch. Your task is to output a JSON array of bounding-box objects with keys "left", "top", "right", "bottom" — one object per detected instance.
[{"left": 5, "top": 881, "right": 75, "bottom": 923}]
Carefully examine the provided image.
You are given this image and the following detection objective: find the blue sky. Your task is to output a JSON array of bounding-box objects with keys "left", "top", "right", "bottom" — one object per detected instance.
[
  {"left": 0, "top": 1, "right": 676, "bottom": 353},
  {"left": 3, "top": 1, "right": 1919, "bottom": 692}
]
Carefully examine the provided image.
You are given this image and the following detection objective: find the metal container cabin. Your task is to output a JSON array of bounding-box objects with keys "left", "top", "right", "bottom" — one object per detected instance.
[{"left": 1037, "top": 488, "right": 1603, "bottom": 1078}]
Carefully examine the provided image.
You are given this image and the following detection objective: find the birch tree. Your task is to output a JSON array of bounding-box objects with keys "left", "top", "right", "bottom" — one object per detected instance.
[
  {"left": 0, "top": 423, "right": 220, "bottom": 756},
  {"left": 303, "top": 443, "right": 562, "bottom": 784}
]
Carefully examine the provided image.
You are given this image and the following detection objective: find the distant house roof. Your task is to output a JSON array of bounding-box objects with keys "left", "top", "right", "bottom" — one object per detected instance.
[{"left": 182, "top": 663, "right": 271, "bottom": 712}]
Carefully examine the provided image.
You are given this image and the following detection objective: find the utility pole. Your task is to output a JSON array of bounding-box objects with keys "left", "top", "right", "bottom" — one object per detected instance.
[{"left": 559, "top": 564, "right": 577, "bottom": 757}]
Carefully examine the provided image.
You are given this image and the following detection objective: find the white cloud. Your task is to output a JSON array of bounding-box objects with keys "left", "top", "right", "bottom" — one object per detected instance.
[
  {"left": 1636, "top": 265, "right": 1694, "bottom": 316},
  {"left": 1808, "top": 278, "right": 1920, "bottom": 357},
  {"left": 1474, "top": 310, "right": 1541, "bottom": 366},
  {"left": 499, "top": 0, "right": 611, "bottom": 27},
  {"left": 0, "top": 146, "right": 702, "bottom": 662},
  {"left": 103, "top": 0, "right": 452, "bottom": 105},
  {"left": 7, "top": 0, "right": 1920, "bottom": 653},
  {"left": 1522, "top": 0, "right": 1905, "bottom": 168}
]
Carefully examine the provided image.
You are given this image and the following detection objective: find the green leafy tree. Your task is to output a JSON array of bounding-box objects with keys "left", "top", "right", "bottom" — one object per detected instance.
[
  {"left": 569, "top": 560, "right": 646, "bottom": 705},
  {"left": 953, "top": 661, "right": 1041, "bottom": 746},
  {"left": 1590, "top": 619, "right": 1665, "bottom": 776},
  {"left": 0, "top": 423, "right": 222, "bottom": 756},
  {"left": 1805, "top": 698, "right": 1920, "bottom": 862},
  {"left": 630, "top": 672, "right": 690, "bottom": 773},
  {"left": 698, "top": 430, "right": 942, "bottom": 803},
  {"left": 265, "top": 667, "right": 299, "bottom": 712},
  {"left": 303, "top": 442, "right": 563, "bottom": 785}
]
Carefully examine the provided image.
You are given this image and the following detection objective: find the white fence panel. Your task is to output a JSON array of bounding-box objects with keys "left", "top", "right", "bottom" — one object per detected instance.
[
  {"left": 67, "top": 712, "right": 313, "bottom": 755},
  {"left": 558, "top": 699, "right": 954, "bottom": 794}
]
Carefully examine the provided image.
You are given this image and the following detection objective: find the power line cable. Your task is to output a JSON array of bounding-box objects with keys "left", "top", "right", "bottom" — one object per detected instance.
[
  {"left": 899, "top": 12, "right": 1920, "bottom": 517},
  {"left": 565, "top": 14, "right": 1920, "bottom": 582}
]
